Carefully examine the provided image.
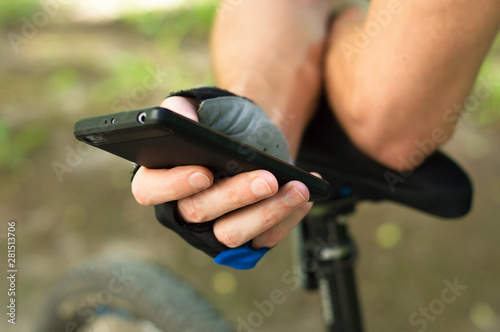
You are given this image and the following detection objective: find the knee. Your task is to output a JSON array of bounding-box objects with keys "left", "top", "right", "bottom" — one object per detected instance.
[{"left": 326, "top": 88, "right": 453, "bottom": 171}]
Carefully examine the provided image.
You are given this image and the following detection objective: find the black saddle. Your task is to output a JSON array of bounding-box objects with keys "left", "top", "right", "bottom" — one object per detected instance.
[{"left": 297, "top": 96, "right": 473, "bottom": 218}]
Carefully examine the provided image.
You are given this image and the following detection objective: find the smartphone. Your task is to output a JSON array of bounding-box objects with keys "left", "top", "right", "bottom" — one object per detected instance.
[{"left": 74, "top": 107, "right": 330, "bottom": 201}]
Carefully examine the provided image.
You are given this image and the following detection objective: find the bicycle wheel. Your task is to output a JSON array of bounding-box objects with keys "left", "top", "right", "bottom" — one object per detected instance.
[{"left": 37, "top": 255, "right": 234, "bottom": 332}]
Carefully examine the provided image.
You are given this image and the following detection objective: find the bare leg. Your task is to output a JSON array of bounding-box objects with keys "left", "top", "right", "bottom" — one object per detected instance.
[
  {"left": 211, "top": 0, "right": 331, "bottom": 159},
  {"left": 325, "top": 0, "right": 500, "bottom": 170}
]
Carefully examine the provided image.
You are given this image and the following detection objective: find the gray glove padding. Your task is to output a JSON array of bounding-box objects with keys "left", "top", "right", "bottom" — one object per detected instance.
[{"left": 197, "top": 96, "right": 291, "bottom": 163}]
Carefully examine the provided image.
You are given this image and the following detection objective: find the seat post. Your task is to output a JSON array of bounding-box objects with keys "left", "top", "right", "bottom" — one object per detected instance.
[{"left": 298, "top": 202, "right": 364, "bottom": 332}]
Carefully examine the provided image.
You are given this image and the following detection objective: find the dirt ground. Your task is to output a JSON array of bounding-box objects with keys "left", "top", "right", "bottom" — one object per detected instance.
[{"left": 1, "top": 5, "right": 500, "bottom": 332}]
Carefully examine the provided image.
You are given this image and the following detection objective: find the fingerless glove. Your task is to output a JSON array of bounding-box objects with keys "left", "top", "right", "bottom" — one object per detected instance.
[{"left": 151, "top": 87, "right": 291, "bottom": 269}]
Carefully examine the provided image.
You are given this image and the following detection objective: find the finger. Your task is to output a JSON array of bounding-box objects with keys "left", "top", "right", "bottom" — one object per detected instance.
[
  {"left": 131, "top": 166, "right": 213, "bottom": 206},
  {"left": 177, "top": 170, "right": 278, "bottom": 223},
  {"left": 251, "top": 172, "right": 319, "bottom": 248},
  {"left": 212, "top": 181, "right": 310, "bottom": 248},
  {"left": 311, "top": 171, "right": 322, "bottom": 178},
  {"left": 251, "top": 201, "right": 313, "bottom": 249},
  {"left": 160, "top": 96, "right": 199, "bottom": 122}
]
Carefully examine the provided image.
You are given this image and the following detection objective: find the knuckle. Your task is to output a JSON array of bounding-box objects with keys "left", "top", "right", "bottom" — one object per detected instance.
[
  {"left": 226, "top": 185, "right": 248, "bottom": 206},
  {"left": 260, "top": 206, "right": 282, "bottom": 228},
  {"left": 262, "top": 226, "right": 288, "bottom": 248},
  {"left": 177, "top": 197, "right": 207, "bottom": 223},
  {"left": 215, "top": 224, "right": 243, "bottom": 248}
]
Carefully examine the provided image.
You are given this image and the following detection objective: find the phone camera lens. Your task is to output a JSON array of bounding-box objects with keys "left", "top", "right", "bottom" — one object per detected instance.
[
  {"left": 137, "top": 112, "right": 147, "bottom": 124},
  {"left": 111, "top": 118, "right": 116, "bottom": 124}
]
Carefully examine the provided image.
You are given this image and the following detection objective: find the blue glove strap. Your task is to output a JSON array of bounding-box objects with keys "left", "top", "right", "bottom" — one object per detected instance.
[{"left": 213, "top": 242, "right": 269, "bottom": 270}]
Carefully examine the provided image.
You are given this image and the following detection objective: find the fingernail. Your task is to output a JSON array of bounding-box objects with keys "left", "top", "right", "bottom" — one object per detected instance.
[
  {"left": 189, "top": 172, "right": 211, "bottom": 189},
  {"left": 285, "top": 188, "right": 307, "bottom": 207},
  {"left": 251, "top": 177, "right": 272, "bottom": 197}
]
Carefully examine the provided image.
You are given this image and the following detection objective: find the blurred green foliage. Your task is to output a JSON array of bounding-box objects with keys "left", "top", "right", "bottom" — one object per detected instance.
[
  {"left": 89, "top": 56, "right": 161, "bottom": 109},
  {"left": 474, "top": 33, "right": 500, "bottom": 126},
  {"left": 0, "top": 120, "right": 48, "bottom": 171},
  {"left": 493, "top": 32, "right": 500, "bottom": 50},
  {"left": 0, "top": 0, "right": 39, "bottom": 26},
  {"left": 48, "top": 67, "right": 81, "bottom": 93},
  {"left": 95, "top": 3, "right": 219, "bottom": 106},
  {"left": 120, "top": 1, "right": 217, "bottom": 46}
]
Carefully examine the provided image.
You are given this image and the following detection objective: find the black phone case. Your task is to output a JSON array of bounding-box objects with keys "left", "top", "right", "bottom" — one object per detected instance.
[{"left": 74, "top": 107, "right": 330, "bottom": 201}]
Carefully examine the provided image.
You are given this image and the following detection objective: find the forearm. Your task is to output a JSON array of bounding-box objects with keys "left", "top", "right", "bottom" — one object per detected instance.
[
  {"left": 211, "top": 0, "right": 331, "bottom": 159},
  {"left": 326, "top": 0, "right": 500, "bottom": 170}
]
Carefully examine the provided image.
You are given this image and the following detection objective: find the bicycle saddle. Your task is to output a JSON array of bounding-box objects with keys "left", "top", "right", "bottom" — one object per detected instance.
[{"left": 296, "top": 95, "right": 473, "bottom": 218}]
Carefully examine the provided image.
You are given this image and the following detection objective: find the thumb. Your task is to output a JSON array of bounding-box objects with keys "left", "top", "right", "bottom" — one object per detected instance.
[{"left": 160, "top": 96, "right": 200, "bottom": 122}]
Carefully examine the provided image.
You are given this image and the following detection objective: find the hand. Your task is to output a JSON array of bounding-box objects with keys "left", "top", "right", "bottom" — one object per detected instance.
[{"left": 132, "top": 96, "right": 313, "bottom": 250}]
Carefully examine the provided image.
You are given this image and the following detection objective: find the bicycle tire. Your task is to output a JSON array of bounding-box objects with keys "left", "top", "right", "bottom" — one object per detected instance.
[{"left": 37, "top": 255, "right": 234, "bottom": 332}]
